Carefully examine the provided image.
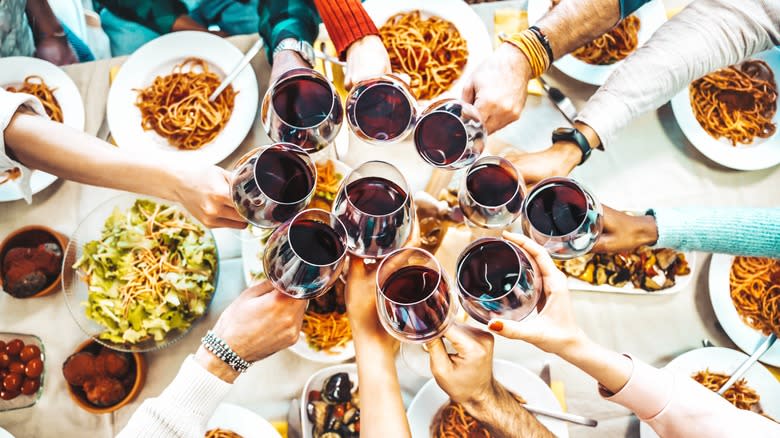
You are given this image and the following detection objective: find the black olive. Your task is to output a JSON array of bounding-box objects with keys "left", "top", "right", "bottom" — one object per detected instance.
[{"left": 322, "top": 373, "right": 352, "bottom": 403}]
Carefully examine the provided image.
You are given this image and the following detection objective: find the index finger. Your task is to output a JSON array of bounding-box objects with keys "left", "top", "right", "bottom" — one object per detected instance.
[
  {"left": 502, "top": 231, "right": 560, "bottom": 278},
  {"left": 242, "top": 280, "right": 276, "bottom": 298},
  {"left": 441, "top": 323, "right": 483, "bottom": 354}
]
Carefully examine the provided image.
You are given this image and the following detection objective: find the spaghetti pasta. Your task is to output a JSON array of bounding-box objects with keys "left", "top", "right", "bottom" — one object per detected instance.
[
  {"left": 689, "top": 60, "right": 777, "bottom": 146},
  {"left": 204, "top": 429, "right": 243, "bottom": 438},
  {"left": 729, "top": 256, "right": 780, "bottom": 337},
  {"left": 0, "top": 168, "right": 21, "bottom": 186},
  {"left": 6, "top": 75, "right": 64, "bottom": 123},
  {"left": 432, "top": 394, "right": 525, "bottom": 438},
  {"left": 379, "top": 11, "right": 468, "bottom": 100},
  {"left": 135, "top": 58, "right": 236, "bottom": 150},
  {"left": 301, "top": 311, "right": 352, "bottom": 352},
  {"left": 692, "top": 369, "right": 762, "bottom": 412},
  {"left": 570, "top": 15, "right": 641, "bottom": 65}
]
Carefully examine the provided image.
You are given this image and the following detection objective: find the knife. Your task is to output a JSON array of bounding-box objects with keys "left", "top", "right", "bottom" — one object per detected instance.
[
  {"left": 530, "top": 362, "right": 598, "bottom": 427},
  {"left": 287, "top": 398, "right": 302, "bottom": 438},
  {"left": 538, "top": 77, "right": 578, "bottom": 124},
  {"left": 717, "top": 333, "right": 777, "bottom": 395}
]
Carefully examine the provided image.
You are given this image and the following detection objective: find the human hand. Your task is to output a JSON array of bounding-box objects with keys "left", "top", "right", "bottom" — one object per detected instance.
[
  {"left": 270, "top": 47, "right": 309, "bottom": 84},
  {"left": 345, "top": 257, "right": 397, "bottom": 352},
  {"left": 35, "top": 36, "right": 78, "bottom": 66},
  {"left": 196, "top": 281, "right": 307, "bottom": 382},
  {"left": 345, "top": 35, "right": 391, "bottom": 89},
  {"left": 502, "top": 144, "right": 580, "bottom": 187},
  {"left": 592, "top": 206, "right": 658, "bottom": 253},
  {"left": 462, "top": 43, "right": 531, "bottom": 134},
  {"left": 487, "top": 232, "right": 586, "bottom": 357},
  {"left": 171, "top": 164, "right": 246, "bottom": 229}
]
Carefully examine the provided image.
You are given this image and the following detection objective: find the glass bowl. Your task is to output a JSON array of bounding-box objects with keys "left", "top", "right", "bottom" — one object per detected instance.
[
  {"left": 0, "top": 332, "right": 45, "bottom": 412},
  {"left": 61, "top": 194, "right": 219, "bottom": 353}
]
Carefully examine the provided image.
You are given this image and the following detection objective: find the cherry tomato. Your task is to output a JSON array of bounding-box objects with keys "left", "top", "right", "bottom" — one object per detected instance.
[
  {"left": 0, "top": 370, "right": 8, "bottom": 381},
  {"left": 0, "top": 352, "right": 10, "bottom": 368},
  {"left": 24, "top": 358, "right": 43, "bottom": 378},
  {"left": 3, "top": 372, "right": 23, "bottom": 392},
  {"left": 0, "top": 388, "right": 20, "bottom": 400},
  {"left": 20, "top": 378, "right": 40, "bottom": 395},
  {"left": 334, "top": 404, "right": 345, "bottom": 417},
  {"left": 8, "top": 361, "right": 24, "bottom": 374},
  {"left": 5, "top": 339, "right": 23, "bottom": 357},
  {"left": 19, "top": 345, "right": 41, "bottom": 363}
]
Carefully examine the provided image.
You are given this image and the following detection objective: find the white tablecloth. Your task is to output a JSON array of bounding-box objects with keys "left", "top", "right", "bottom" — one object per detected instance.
[{"left": 2, "top": 1, "right": 779, "bottom": 437}]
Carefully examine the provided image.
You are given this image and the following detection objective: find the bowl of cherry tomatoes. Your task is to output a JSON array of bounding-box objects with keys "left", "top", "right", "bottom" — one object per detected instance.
[{"left": 0, "top": 333, "right": 45, "bottom": 412}]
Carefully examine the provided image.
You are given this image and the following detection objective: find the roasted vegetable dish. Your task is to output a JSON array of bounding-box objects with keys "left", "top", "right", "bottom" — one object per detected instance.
[
  {"left": 307, "top": 372, "right": 360, "bottom": 437},
  {"left": 558, "top": 247, "right": 691, "bottom": 291}
]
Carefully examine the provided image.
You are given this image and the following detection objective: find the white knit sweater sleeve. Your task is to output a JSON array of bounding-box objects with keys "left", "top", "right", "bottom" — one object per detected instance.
[
  {"left": 576, "top": 0, "right": 780, "bottom": 148},
  {"left": 0, "top": 88, "right": 47, "bottom": 203},
  {"left": 117, "top": 355, "right": 233, "bottom": 438}
]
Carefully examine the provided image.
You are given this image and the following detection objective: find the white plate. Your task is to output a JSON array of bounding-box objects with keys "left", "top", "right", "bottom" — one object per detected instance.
[
  {"left": 300, "top": 364, "right": 359, "bottom": 438},
  {"left": 670, "top": 48, "right": 780, "bottom": 170},
  {"left": 709, "top": 254, "right": 780, "bottom": 366},
  {"left": 528, "top": 0, "right": 666, "bottom": 86},
  {"left": 0, "top": 57, "right": 85, "bottom": 202},
  {"left": 0, "top": 426, "right": 14, "bottom": 438},
  {"left": 639, "top": 347, "right": 780, "bottom": 438},
  {"left": 407, "top": 359, "right": 569, "bottom": 437},
  {"left": 107, "top": 31, "right": 258, "bottom": 165},
  {"left": 206, "top": 403, "right": 281, "bottom": 438},
  {"left": 362, "top": 0, "right": 492, "bottom": 106},
  {"left": 567, "top": 252, "right": 696, "bottom": 295}
]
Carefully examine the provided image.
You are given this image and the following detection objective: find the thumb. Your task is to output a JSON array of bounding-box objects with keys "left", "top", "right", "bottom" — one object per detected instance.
[
  {"left": 462, "top": 77, "right": 476, "bottom": 104},
  {"left": 242, "top": 280, "right": 276, "bottom": 299},
  {"left": 427, "top": 338, "right": 453, "bottom": 377},
  {"left": 487, "top": 318, "right": 534, "bottom": 342}
]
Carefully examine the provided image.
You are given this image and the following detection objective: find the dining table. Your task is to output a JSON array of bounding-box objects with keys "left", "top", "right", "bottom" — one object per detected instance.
[{"left": 1, "top": 0, "right": 779, "bottom": 437}]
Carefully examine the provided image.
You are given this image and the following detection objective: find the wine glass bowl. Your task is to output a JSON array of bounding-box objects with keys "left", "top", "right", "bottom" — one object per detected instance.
[
  {"left": 331, "top": 161, "right": 414, "bottom": 259},
  {"left": 376, "top": 248, "right": 455, "bottom": 343},
  {"left": 458, "top": 156, "right": 525, "bottom": 229},
  {"left": 260, "top": 67, "right": 343, "bottom": 153},
  {"left": 456, "top": 238, "right": 542, "bottom": 324},
  {"left": 345, "top": 75, "right": 417, "bottom": 144},
  {"left": 413, "top": 98, "right": 485, "bottom": 169},
  {"left": 230, "top": 143, "right": 316, "bottom": 229},
  {"left": 522, "top": 177, "right": 603, "bottom": 260},
  {"left": 263, "top": 209, "right": 348, "bottom": 299}
]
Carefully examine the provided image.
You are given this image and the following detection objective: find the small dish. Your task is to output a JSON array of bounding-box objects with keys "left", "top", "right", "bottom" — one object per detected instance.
[
  {"left": 0, "top": 225, "right": 68, "bottom": 298},
  {"left": 64, "top": 338, "right": 146, "bottom": 414},
  {"left": 300, "top": 364, "right": 359, "bottom": 438},
  {"left": 0, "top": 332, "right": 45, "bottom": 413}
]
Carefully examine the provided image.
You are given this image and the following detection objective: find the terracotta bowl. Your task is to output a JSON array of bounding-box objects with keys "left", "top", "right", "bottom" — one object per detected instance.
[
  {"left": 64, "top": 338, "right": 146, "bottom": 414},
  {"left": 0, "top": 225, "right": 69, "bottom": 298}
]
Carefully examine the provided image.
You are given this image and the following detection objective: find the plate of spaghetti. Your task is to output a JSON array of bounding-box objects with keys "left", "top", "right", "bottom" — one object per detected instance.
[
  {"left": 0, "top": 56, "right": 85, "bottom": 202},
  {"left": 107, "top": 32, "right": 258, "bottom": 165},
  {"left": 363, "top": 0, "right": 492, "bottom": 103},
  {"left": 638, "top": 347, "right": 779, "bottom": 438},
  {"left": 527, "top": 0, "right": 666, "bottom": 85},
  {"left": 206, "top": 403, "right": 281, "bottom": 438},
  {"left": 671, "top": 49, "right": 780, "bottom": 170},
  {"left": 708, "top": 254, "right": 780, "bottom": 366},
  {"left": 408, "top": 359, "right": 569, "bottom": 437}
]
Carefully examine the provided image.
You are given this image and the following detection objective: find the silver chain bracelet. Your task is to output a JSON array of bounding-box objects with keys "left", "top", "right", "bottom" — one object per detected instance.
[{"left": 201, "top": 330, "right": 251, "bottom": 373}]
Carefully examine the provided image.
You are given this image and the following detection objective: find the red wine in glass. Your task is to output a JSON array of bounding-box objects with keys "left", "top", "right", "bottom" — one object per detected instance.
[
  {"left": 272, "top": 75, "right": 333, "bottom": 127},
  {"left": 346, "top": 76, "right": 416, "bottom": 144},
  {"left": 345, "top": 176, "right": 406, "bottom": 215},
  {"left": 414, "top": 99, "right": 485, "bottom": 169},
  {"left": 522, "top": 177, "right": 603, "bottom": 259},
  {"left": 456, "top": 239, "right": 541, "bottom": 324},
  {"left": 458, "top": 156, "right": 524, "bottom": 229},
  {"left": 288, "top": 219, "right": 345, "bottom": 265}
]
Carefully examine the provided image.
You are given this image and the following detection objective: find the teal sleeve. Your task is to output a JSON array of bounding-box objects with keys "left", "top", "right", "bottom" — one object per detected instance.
[
  {"left": 620, "top": 0, "right": 651, "bottom": 17},
  {"left": 652, "top": 207, "right": 780, "bottom": 258},
  {"left": 98, "top": 0, "right": 187, "bottom": 33},
  {"left": 258, "top": 0, "right": 321, "bottom": 62}
]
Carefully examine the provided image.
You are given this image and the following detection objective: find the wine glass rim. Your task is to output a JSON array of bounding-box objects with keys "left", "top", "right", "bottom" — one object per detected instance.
[
  {"left": 464, "top": 157, "right": 522, "bottom": 209},
  {"left": 522, "top": 176, "right": 592, "bottom": 238},
  {"left": 455, "top": 238, "right": 529, "bottom": 302},
  {"left": 376, "top": 247, "right": 445, "bottom": 306},
  {"left": 414, "top": 109, "right": 471, "bottom": 168},
  {"left": 286, "top": 208, "right": 349, "bottom": 267},
  {"left": 269, "top": 67, "right": 339, "bottom": 130},
  {"left": 250, "top": 142, "right": 318, "bottom": 206},
  {"left": 342, "top": 160, "right": 411, "bottom": 218},
  {"left": 348, "top": 79, "right": 417, "bottom": 143}
]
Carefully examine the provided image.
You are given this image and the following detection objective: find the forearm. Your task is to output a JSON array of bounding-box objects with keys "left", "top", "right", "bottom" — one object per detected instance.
[
  {"left": 463, "top": 381, "right": 554, "bottom": 438},
  {"left": 557, "top": 333, "right": 633, "bottom": 394},
  {"left": 652, "top": 207, "right": 780, "bottom": 257},
  {"left": 4, "top": 112, "right": 180, "bottom": 201},
  {"left": 577, "top": 0, "right": 780, "bottom": 148},
  {"left": 536, "top": 0, "right": 622, "bottom": 60},
  {"left": 24, "top": 0, "right": 64, "bottom": 39}
]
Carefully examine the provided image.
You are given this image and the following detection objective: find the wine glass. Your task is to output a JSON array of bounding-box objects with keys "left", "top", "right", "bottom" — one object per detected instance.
[
  {"left": 230, "top": 143, "right": 316, "bottom": 229},
  {"left": 455, "top": 238, "right": 542, "bottom": 325},
  {"left": 263, "top": 209, "right": 348, "bottom": 299},
  {"left": 522, "top": 176, "right": 603, "bottom": 260},
  {"left": 458, "top": 156, "right": 525, "bottom": 230},
  {"left": 260, "top": 67, "right": 343, "bottom": 153},
  {"left": 331, "top": 161, "right": 414, "bottom": 259},
  {"left": 345, "top": 75, "right": 417, "bottom": 144},
  {"left": 413, "top": 99, "right": 485, "bottom": 169}
]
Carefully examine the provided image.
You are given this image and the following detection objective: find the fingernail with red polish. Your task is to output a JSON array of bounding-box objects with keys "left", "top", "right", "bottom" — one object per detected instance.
[{"left": 488, "top": 320, "right": 503, "bottom": 332}]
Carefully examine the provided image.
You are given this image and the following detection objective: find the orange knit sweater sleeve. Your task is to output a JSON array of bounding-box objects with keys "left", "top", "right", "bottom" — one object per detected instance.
[{"left": 313, "top": 0, "right": 379, "bottom": 56}]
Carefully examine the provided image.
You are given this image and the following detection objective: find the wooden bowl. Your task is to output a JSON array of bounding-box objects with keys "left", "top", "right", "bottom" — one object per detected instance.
[
  {"left": 0, "top": 225, "right": 68, "bottom": 298},
  {"left": 64, "top": 339, "right": 146, "bottom": 414}
]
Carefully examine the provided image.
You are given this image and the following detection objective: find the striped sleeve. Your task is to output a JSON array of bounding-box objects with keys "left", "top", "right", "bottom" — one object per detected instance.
[{"left": 314, "top": 0, "right": 378, "bottom": 56}]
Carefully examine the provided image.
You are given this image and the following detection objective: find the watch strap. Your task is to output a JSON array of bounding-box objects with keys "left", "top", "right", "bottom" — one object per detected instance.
[
  {"left": 552, "top": 127, "right": 592, "bottom": 165},
  {"left": 273, "top": 39, "right": 315, "bottom": 66}
]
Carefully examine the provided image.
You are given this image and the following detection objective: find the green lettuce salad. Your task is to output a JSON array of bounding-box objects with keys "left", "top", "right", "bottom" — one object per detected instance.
[{"left": 73, "top": 199, "right": 217, "bottom": 345}]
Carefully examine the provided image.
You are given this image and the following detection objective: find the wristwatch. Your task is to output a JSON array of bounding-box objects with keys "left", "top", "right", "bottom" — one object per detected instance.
[
  {"left": 552, "top": 127, "right": 592, "bottom": 165},
  {"left": 273, "top": 38, "right": 316, "bottom": 67}
]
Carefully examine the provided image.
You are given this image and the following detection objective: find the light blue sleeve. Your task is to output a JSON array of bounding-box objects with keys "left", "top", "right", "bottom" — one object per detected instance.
[{"left": 652, "top": 207, "right": 780, "bottom": 258}]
